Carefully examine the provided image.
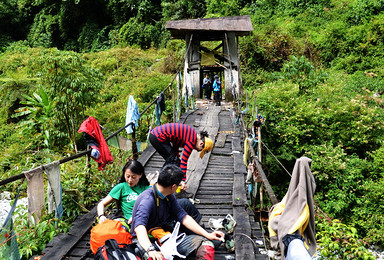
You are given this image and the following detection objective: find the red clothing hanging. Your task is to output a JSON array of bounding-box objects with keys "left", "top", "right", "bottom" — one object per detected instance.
[{"left": 78, "top": 116, "right": 113, "bottom": 170}]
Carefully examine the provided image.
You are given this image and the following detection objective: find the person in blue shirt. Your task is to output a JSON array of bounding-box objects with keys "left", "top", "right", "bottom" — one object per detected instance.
[
  {"left": 212, "top": 75, "right": 222, "bottom": 106},
  {"left": 131, "top": 164, "right": 224, "bottom": 260}
]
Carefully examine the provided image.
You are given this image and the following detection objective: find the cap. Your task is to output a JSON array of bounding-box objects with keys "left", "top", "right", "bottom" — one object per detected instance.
[{"left": 200, "top": 137, "right": 214, "bottom": 158}]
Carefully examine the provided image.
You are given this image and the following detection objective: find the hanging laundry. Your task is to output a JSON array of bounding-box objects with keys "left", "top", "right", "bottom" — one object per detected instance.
[
  {"left": 136, "top": 142, "right": 148, "bottom": 153},
  {"left": 268, "top": 157, "right": 316, "bottom": 259},
  {"left": 24, "top": 166, "right": 45, "bottom": 224},
  {"left": 45, "top": 161, "right": 63, "bottom": 218},
  {"left": 157, "top": 92, "right": 166, "bottom": 113},
  {"left": 184, "top": 85, "right": 189, "bottom": 108},
  {"left": 125, "top": 95, "right": 140, "bottom": 134},
  {"left": 243, "top": 137, "right": 250, "bottom": 166},
  {"left": 155, "top": 92, "right": 166, "bottom": 125},
  {"left": 78, "top": 116, "right": 114, "bottom": 170},
  {"left": 107, "top": 135, "right": 119, "bottom": 149}
]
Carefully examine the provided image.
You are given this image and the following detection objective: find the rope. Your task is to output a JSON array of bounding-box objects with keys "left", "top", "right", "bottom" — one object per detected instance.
[{"left": 261, "top": 141, "right": 291, "bottom": 177}]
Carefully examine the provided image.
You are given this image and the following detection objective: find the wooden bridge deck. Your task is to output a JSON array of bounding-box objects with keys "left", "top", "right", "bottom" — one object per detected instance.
[{"left": 39, "top": 101, "right": 268, "bottom": 260}]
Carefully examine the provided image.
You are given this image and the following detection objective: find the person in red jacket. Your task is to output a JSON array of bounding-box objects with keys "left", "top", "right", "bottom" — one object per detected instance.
[{"left": 149, "top": 123, "right": 213, "bottom": 191}]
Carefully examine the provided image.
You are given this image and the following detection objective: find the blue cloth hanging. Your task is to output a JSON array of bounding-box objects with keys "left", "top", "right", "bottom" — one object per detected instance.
[{"left": 125, "top": 95, "right": 140, "bottom": 134}]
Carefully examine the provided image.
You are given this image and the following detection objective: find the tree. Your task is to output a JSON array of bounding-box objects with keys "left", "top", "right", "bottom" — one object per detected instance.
[{"left": 35, "top": 48, "right": 102, "bottom": 151}]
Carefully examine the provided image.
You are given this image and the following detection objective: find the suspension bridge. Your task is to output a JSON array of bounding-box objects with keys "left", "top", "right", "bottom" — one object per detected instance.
[{"left": 36, "top": 100, "right": 271, "bottom": 260}]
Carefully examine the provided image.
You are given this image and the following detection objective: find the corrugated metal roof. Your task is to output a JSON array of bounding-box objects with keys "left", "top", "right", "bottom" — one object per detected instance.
[{"left": 165, "top": 15, "right": 253, "bottom": 40}]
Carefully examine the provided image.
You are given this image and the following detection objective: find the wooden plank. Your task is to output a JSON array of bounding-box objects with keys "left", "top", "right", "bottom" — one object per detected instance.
[
  {"left": 232, "top": 136, "right": 242, "bottom": 152},
  {"left": 215, "top": 133, "right": 227, "bottom": 148},
  {"left": 41, "top": 207, "right": 96, "bottom": 259},
  {"left": 233, "top": 151, "right": 246, "bottom": 174},
  {"left": 233, "top": 206, "right": 256, "bottom": 260},
  {"left": 186, "top": 106, "right": 221, "bottom": 198},
  {"left": 195, "top": 194, "right": 232, "bottom": 199},
  {"left": 233, "top": 173, "right": 247, "bottom": 206},
  {"left": 195, "top": 198, "right": 233, "bottom": 204},
  {"left": 137, "top": 145, "right": 156, "bottom": 166}
]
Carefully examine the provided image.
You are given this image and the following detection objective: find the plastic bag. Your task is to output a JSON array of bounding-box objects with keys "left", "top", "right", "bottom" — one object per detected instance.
[{"left": 155, "top": 221, "right": 186, "bottom": 260}]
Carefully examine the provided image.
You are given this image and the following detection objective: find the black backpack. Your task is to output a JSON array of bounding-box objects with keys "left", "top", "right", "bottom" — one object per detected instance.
[{"left": 94, "top": 239, "right": 137, "bottom": 260}]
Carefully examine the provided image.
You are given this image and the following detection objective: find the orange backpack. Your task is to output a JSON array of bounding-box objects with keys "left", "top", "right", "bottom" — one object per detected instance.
[{"left": 90, "top": 219, "right": 132, "bottom": 254}]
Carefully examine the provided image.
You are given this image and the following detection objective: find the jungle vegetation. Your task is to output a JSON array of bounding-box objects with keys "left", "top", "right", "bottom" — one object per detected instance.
[{"left": 1, "top": 0, "right": 384, "bottom": 259}]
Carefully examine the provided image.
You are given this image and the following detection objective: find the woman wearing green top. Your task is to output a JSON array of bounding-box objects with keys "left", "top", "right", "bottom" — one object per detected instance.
[
  {"left": 97, "top": 159, "right": 202, "bottom": 229},
  {"left": 97, "top": 159, "right": 150, "bottom": 224}
]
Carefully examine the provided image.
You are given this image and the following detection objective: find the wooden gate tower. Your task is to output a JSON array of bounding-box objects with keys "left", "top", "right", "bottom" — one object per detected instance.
[{"left": 165, "top": 16, "right": 253, "bottom": 101}]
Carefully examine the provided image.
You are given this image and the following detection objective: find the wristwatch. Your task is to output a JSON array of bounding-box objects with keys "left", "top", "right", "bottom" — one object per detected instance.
[{"left": 146, "top": 244, "right": 156, "bottom": 253}]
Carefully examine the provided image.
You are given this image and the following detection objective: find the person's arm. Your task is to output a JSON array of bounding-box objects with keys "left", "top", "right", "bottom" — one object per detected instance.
[
  {"left": 97, "top": 195, "right": 115, "bottom": 223},
  {"left": 135, "top": 225, "right": 164, "bottom": 260},
  {"left": 182, "top": 215, "right": 224, "bottom": 241}
]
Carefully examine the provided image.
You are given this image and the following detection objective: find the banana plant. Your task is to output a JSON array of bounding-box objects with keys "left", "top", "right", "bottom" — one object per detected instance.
[{"left": 13, "top": 88, "right": 54, "bottom": 150}]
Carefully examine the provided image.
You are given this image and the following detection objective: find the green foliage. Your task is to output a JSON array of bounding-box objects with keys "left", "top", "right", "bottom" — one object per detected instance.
[
  {"left": 118, "top": 18, "right": 162, "bottom": 49},
  {"left": 316, "top": 217, "right": 375, "bottom": 259},
  {"left": 276, "top": 55, "right": 328, "bottom": 93},
  {"left": 344, "top": 71, "right": 384, "bottom": 96},
  {"left": 27, "top": 10, "right": 60, "bottom": 48},
  {"left": 205, "top": 0, "right": 241, "bottom": 17},
  {"left": 161, "top": 0, "right": 206, "bottom": 21},
  {"left": 77, "top": 24, "right": 113, "bottom": 52},
  {"left": 13, "top": 88, "right": 54, "bottom": 149},
  {"left": 239, "top": 27, "right": 300, "bottom": 72},
  {"left": 249, "top": 67, "right": 384, "bottom": 246},
  {"left": 14, "top": 211, "right": 70, "bottom": 259},
  {"left": 34, "top": 48, "right": 103, "bottom": 150}
]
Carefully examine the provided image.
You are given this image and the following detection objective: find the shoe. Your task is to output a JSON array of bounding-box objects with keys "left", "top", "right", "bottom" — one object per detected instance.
[
  {"left": 224, "top": 234, "right": 235, "bottom": 252},
  {"left": 222, "top": 214, "right": 236, "bottom": 234}
]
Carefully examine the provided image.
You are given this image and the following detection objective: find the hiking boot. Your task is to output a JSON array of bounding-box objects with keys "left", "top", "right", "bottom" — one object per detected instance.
[
  {"left": 224, "top": 234, "right": 235, "bottom": 252},
  {"left": 222, "top": 214, "right": 236, "bottom": 234}
]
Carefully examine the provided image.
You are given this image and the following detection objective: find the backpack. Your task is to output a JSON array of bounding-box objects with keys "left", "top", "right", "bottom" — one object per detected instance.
[
  {"left": 94, "top": 239, "right": 137, "bottom": 260},
  {"left": 90, "top": 219, "right": 132, "bottom": 254}
]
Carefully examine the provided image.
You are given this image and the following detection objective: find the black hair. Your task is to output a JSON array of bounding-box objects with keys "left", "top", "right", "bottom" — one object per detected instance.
[
  {"left": 199, "top": 131, "right": 209, "bottom": 139},
  {"left": 119, "top": 159, "right": 149, "bottom": 186},
  {"left": 157, "top": 165, "right": 183, "bottom": 187}
]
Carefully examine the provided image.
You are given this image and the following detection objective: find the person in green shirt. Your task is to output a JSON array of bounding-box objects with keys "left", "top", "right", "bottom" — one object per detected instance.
[{"left": 97, "top": 159, "right": 150, "bottom": 224}]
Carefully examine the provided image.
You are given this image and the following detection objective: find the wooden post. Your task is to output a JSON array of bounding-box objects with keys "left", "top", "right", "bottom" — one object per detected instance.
[{"left": 258, "top": 126, "right": 262, "bottom": 163}]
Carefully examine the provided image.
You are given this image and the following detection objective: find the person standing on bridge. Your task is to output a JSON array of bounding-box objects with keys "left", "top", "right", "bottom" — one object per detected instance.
[
  {"left": 149, "top": 123, "right": 214, "bottom": 191},
  {"left": 203, "top": 73, "right": 212, "bottom": 100},
  {"left": 212, "top": 75, "right": 222, "bottom": 106}
]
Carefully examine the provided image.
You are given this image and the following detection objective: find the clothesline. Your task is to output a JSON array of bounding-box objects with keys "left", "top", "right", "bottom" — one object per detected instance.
[{"left": 0, "top": 80, "right": 173, "bottom": 187}]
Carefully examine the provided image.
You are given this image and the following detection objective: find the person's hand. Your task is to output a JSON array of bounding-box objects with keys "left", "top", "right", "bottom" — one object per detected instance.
[
  {"left": 128, "top": 217, "right": 133, "bottom": 224},
  {"left": 148, "top": 250, "right": 164, "bottom": 260},
  {"left": 206, "top": 230, "right": 225, "bottom": 241},
  {"left": 180, "top": 181, "right": 187, "bottom": 191},
  {"left": 99, "top": 215, "right": 107, "bottom": 224}
]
